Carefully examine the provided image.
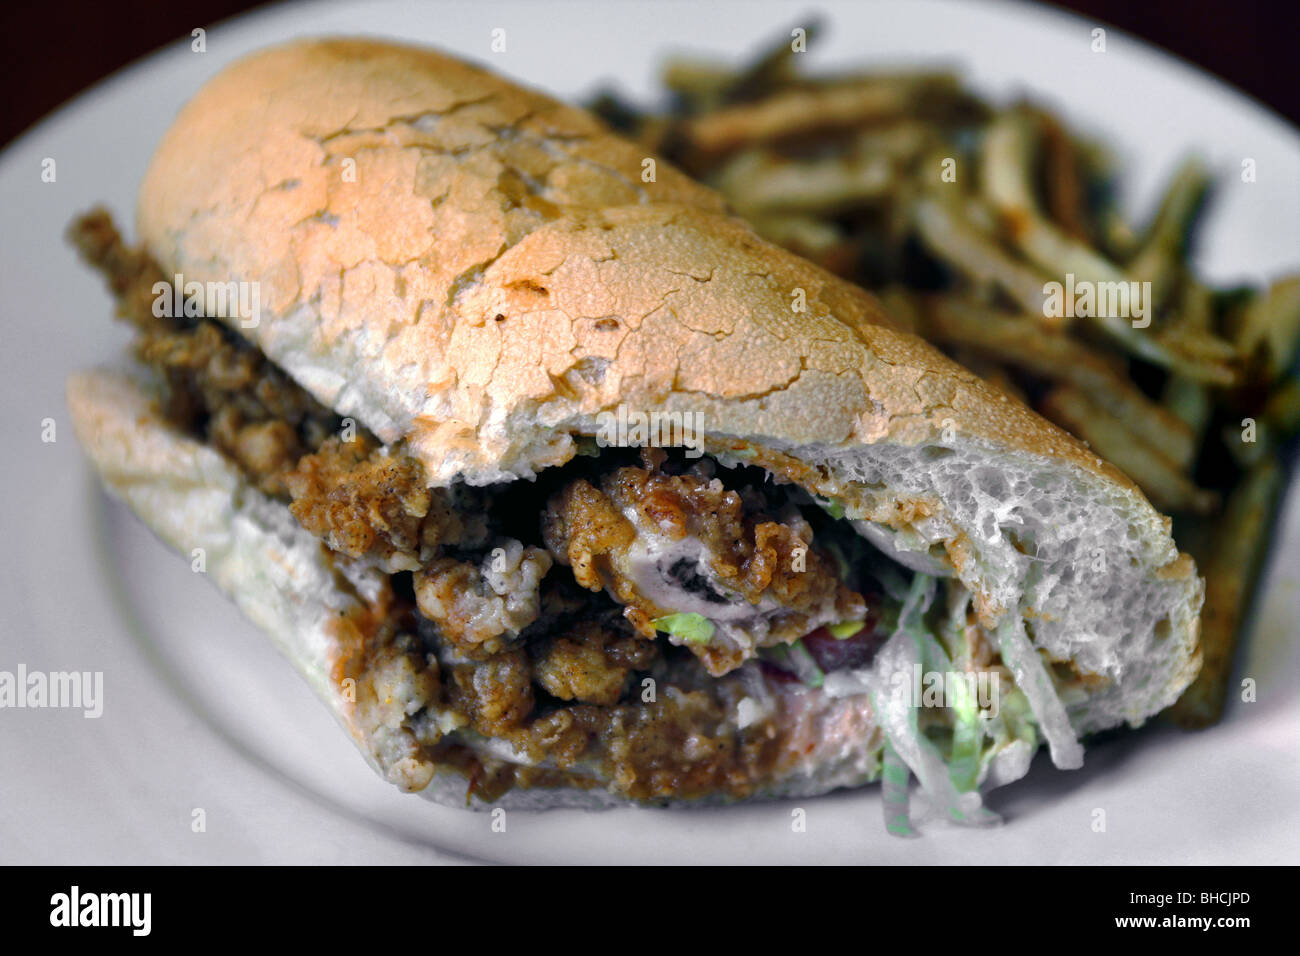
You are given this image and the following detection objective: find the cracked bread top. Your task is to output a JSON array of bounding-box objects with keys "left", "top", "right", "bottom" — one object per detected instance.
[{"left": 136, "top": 37, "right": 1129, "bottom": 493}]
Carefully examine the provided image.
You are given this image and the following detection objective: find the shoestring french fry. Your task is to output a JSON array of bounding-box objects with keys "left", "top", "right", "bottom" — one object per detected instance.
[
  {"left": 1040, "top": 385, "right": 1218, "bottom": 514},
  {"left": 979, "top": 111, "right": 1130, "bottom": 287},
  {"left": 912, "top": 197, "right": 1058, "bottom": 318},
  {"left": 1235, "top": 276, "right": 1300, "bottom": 381},
  {"left": 1030, "top": 107, "right": 1090, "bottom": 241},
  {"left": 680, "top": 77, "right": 952, "bottom": 158},
  {"left": 1264, "top": 376, "right": 1300, "bottom": 435},
  {"left": 1222, "top": 420, "right": 1275, "bottom": 469},
  {"left": 714, "top": 147, "right": 896, "bottom": 214},
  {"left": 1126, "top": 158, "right": 1211, "bottom": 312},
  {"left": 1169, "top": 459, "right": 1283, "bottom": 727},
  {"left": 919, "top": 295, "right": 1198, "bottom": 470},
  {"left": 1177, "top": 275, "right": 1215, "bottom": 330},
  {"left": 1161, "top": 375, "right": 1212, "bottom": 443}
]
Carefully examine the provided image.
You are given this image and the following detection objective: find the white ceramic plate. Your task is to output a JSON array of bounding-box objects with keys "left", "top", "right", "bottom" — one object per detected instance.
[{"left": 2, "top": 0, "right": 1297, "bottom": 865}]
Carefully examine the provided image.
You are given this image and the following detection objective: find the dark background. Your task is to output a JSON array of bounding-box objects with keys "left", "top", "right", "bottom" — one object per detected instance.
[{"left": 3, "top": 0, "right": 1298, "bottom": 147}]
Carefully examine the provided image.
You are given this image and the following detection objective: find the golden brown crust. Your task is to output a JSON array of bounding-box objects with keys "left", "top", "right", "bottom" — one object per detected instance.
[{"left": 136, "top": 37, "right": 1130, "bottom": 491}]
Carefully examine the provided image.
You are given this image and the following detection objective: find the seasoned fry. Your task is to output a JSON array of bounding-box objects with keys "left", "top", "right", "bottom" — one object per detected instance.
[
  {"left": 1039, "top": 385, "right": 1217, "bottom": 514},
  {"left": 680, "top": 75, "right": 961, "bottom": 157},
  {"left": 1126, "top": 157, "right": 1211, "bottom": 312},
  {"left": 1149, "top": 324, "right": 1240, "bottom": 385},
  {"left": 719, "top": 19, "right": 811, "bottom": 101},
  {"left": 1032, "top": 107, "right": 1090, "bottom": 241},
  {"left": 848, "top": 121, "right": 936, "bottom": 162},
  {"left": 912, "top": 197, "right": 1056, "bottom": 320},
  {"left": 713, "top": 147, "right": 895, "bottom": 214},
  {"left": 662, "top": 28, "right": 805, "bottom": 112},
  {"left": 1161, "top": 374, "right": 1212, "bottom": 443},
  {"left": 682, "top": 83, "right": 909, "bottom": 155},
  {"left": 976, "top": 111, "right": 1234, "bottom": 377},
  {"left": 1263, "top": 376, "right": 1300, "bottom": 435},
  {"left": 1169, "top": 459, "right": 1283, "bottom": 727},
  {"left": 661, "top": 59, "right": 738, "bottom": 105},
  {"left": 1235, "top": 276, "right": 1300, "bottom": 381},
  {"left": 981, "top": 111, "right": 1128, "bottom": 285},
  {"left": 1222, "top": 421, "right": 1272, "bottom": 469},
  {"left": 1177, "top": 275, "right": 1215, "bottom": 330},
  {"left": 1095, "top": 204, "right": 1140, "bottom": 262},
  {"left": 920, "top": 295, "right": 1198, "bottom": 469}
]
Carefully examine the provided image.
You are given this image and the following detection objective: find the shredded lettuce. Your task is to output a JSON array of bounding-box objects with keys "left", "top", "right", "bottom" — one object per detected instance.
[
  {"left": 816, "top": 496, "right": 846, "bottom": 520},
  {"left": 871, "top": 560, "right": 912, "bottom": 603},
  {"left": 898, "top": 571, "right": 937, "bottom": 635},
  {"left": 850, "top": 570, "right": 1082, "bottom": 834},
  {"left": 981, "top": 688, "right": 1037, "bottom": 788},
  {"left": 650, "top": 612, "right": 715, "bottom": 645},
  {"left": 946, "top": 699, "right": 983, "bottom": 791},
  {"left": 822, "top": 539, "right": 853, "bottom": 582},
  {"left": 935, "top": 590, "right": 1039, "bottom": 790},
  {"left": 880, "top": 743, "right": 918, "bottom": 838},
  {"left": 995, "top": 615, "right": 1084, "bottom": 769},
  {"left": 828, "top": 620, "right": 867, "bottom": 639},
  {"left": 936, "top": 593, "right": 983, "bottom": 792},
  {"left": 869, "top": 573, "right": 1001, "bottom": 834}
]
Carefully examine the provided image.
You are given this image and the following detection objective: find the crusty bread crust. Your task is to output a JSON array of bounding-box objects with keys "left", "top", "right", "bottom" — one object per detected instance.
[{"left": 137, "top": 38, "right": 1130, "bottom": 491}]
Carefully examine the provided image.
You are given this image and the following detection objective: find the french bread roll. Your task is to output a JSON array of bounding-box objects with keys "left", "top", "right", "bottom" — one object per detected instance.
[{"left": 70, "top": 38, "right": 1202, "bottom": 819}]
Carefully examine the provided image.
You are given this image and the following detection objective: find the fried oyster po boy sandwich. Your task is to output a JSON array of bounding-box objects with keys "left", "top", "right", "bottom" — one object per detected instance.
[{"left": 67, "top": 39, "right": 1202, "bottom": 829}]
